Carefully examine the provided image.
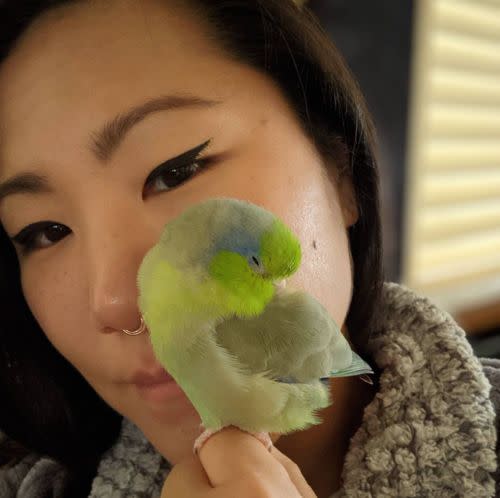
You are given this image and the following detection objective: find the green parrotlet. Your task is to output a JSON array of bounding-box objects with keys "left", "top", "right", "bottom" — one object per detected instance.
[{"left": 137, "top": 197, "right": 373, "bottom": 454}]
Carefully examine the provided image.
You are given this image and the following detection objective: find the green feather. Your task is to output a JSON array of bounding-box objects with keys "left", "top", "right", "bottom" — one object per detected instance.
[
  {"left": 208, "top": 250, "right": 274, "bottom": 317},
  {"left": 261, "top": 219, "right": 302, "bottom": 278}
]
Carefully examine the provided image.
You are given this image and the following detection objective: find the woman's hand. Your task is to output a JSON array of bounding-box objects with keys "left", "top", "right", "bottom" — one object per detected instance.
[{"left": 161, "top": 426, "right": 317, "bottom": 497}]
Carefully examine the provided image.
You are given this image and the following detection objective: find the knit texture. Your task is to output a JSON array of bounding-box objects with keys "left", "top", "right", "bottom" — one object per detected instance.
[
  {"left": 88, "top": 421, "right": 170, "bottom": 497},
  {"left": 478, "top": 357, "right": 500, "bottom": 497},
  {"left": 0, "top": 452, "right": 69, "bottom": 498},
  {"left": 338, "top": 282, "right": 497, "bottom": 497}
]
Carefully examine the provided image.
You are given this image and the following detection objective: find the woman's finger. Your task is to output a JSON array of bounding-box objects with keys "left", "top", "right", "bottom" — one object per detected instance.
[
  {"left": 198, "top": 426, "right": 294, "bottom": 490},
  {"left": 270, "top": 445, "right": 318, "bottom": 498},
  {"left": 161, "top": 453, "right": 211, "bottom": 497}
]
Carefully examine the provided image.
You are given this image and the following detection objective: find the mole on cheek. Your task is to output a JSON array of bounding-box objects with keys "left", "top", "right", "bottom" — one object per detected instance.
[{"left": 312, "top": 240, "right": 317, "bottom": 250}]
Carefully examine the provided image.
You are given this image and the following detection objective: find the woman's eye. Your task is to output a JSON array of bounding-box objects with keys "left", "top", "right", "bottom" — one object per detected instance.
[
  {"left": 143, "top": 139, "right": 214, "bottom": 196},
  {"left": 144, "top": 158, "right": 211, "bottom": 195},
  {"left": 11, "top": 222, "right": 71, "bottom": 255}
]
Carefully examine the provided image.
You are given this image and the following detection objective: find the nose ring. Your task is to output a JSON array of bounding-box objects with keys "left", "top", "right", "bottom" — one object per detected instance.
[{"left": 122, "top": 316, "right": 146, "bottom": 336}]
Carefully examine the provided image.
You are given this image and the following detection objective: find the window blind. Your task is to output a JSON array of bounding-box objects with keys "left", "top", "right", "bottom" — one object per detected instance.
[{"left": 402, "top": 0, "right": 500, "bottom": 314}]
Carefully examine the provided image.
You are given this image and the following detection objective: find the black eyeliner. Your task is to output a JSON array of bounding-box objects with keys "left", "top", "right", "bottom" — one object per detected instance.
[
  {"left": 144, "top": 138, "right": 213, "bottom": 185},
  {"left": 11, "top": 221, "right": 53, "bottom": 246}
]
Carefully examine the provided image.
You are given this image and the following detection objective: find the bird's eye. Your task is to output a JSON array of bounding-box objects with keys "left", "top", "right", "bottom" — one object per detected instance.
[{"left": 249, "top": 255, "right": 265, "bottom": 275}]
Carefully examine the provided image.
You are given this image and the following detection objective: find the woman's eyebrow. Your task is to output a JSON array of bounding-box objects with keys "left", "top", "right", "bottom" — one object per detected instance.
[
  {"left": 0, "top": 94, "right": 221, "bottom": 203},
  {"left": 89, "top": 94, "right": 221, "bottom": 162}
]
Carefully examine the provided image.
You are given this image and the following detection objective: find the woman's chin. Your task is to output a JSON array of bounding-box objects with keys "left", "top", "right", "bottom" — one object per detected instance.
[{"left": 128, "top": 407, "right": 204, "bottom": 464}]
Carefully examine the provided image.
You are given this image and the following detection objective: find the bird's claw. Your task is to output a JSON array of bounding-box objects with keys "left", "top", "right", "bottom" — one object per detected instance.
[
  {"left": 193, "top": 426, "right": 273, "bottom": 455},
  {"left": 193, "top": 427, "right": 221, "bottom": 455}
]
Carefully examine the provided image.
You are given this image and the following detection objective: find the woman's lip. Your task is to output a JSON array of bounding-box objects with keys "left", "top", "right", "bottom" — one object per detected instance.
[
  {"left": 135, "top": 375, "right": 189, "bottom": 404},
  {"left": 131, "top": 368, "right": 173, "bottom": 387}
]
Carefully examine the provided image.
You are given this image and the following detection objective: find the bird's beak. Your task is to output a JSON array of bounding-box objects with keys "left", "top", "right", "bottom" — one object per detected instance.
[{"left": 275, "top": 279, "right": 287, "bottom": 290}]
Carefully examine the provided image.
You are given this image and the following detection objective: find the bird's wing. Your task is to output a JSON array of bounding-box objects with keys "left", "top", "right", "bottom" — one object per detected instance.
[{"left": 215, "top": 287, "right": 352, "bottom": 383}]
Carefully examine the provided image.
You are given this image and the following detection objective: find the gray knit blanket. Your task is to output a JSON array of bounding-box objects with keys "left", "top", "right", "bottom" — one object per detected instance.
[{"left": 1, "top": 282, "right": 498, "bottom": 497}]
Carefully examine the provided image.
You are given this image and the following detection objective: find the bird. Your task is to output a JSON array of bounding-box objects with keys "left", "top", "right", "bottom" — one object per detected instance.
[{"left": 137, "top": 197, "right": 373, "bottom": 455}]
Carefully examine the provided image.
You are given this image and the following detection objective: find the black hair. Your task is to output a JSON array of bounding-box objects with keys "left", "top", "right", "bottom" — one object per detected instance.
[{"left": 0, "top": 0, "right": 384, "bottom": 493}]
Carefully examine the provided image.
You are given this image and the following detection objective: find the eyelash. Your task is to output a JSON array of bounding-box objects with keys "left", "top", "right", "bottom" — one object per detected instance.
[{"left": 11, "top": 141, "right": 214, "bottom": 255}]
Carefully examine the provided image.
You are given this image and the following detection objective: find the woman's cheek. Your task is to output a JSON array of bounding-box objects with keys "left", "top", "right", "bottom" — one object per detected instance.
[{"left": 21, "top": 259, "right": 77, "bottom": 351}]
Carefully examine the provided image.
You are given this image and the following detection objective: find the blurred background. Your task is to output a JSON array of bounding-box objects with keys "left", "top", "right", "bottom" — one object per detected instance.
[{"left": 305, "top": 0, "right": 500, "bottom": 357}]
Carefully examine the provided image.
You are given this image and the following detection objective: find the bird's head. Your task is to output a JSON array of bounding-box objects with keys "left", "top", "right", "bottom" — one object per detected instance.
[
  {"left": 204, "top": 199, "right": 302, "bottom": 318},
  {"left": 142, "top": 198, "right": 302, "bottom": 319}
]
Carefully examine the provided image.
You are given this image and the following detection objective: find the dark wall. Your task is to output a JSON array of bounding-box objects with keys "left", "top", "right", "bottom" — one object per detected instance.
[{"left": 308, "top": 0, "right": 415, "bottom": 281}]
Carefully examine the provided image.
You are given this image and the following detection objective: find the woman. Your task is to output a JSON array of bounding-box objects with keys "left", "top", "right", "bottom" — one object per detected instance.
[{"left": 0, "top": 1, "right": 498, "bottom": 497}]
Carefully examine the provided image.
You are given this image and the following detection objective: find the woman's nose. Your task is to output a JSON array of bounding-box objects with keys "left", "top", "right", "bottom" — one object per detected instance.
[{"left": 86, "top": 212, "right": 161, "bottom": 334}]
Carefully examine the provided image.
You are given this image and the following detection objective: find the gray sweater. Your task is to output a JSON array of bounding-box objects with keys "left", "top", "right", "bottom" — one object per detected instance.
[{"left": 1, "top": 282, "right": 499, "bottom": 497}]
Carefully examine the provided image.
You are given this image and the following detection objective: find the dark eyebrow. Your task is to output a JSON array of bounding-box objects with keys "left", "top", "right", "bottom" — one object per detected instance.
[
  {"left": 89, "top": 94, "right": 221, "bottom": 162},
  {"left": 0, "top": 94, "right": 221, "bottom": 204}
]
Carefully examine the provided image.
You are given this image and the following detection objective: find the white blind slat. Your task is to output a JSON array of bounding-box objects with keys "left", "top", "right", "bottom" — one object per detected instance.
[
  {"left": 420, "top": 200, "right": 500, "bottom": 238},
  {"left": 416, "top": 229, "right": 500, "bottom": 267},
  {"left": 432, "top": 30, "right": 500, "bottom": 72},
  {"left": 422, "top": 170, "right": 500, "bottom": 204},
  {"left": 431, "top": 69, "right": 500, "bottom": 104},
  {"left": 429, "top": 105, "right": 500, "bottom": 136},
  {"left": 436, "top": 0, "right": 500, "bottom": 40},
  {"left": 411, "top": 256, "right": 500, "bottom": 289},
  {"left": 424, "top": 140, "right": 500, "bottom": 170}
]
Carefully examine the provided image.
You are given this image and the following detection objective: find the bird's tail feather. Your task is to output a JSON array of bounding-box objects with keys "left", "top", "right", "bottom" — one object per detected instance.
[
  {"left": 273, "top": 380, "right": 332, "bottom": 433},
  {"left": 244, "top": 374, "right": 332, "bottom": 434},
  {"left": 327, "top": 351, "right": 374, "bottom": 378}
]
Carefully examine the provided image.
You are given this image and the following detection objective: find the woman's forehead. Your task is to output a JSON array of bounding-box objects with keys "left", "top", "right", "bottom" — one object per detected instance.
[
  {"left": 0, "top": 0, "right": 230, "bottom": 169},
  {"left": 0, "top": 0, "right": 297, "bottom": 187},
  {"left": 0, "top": 0, "right": 222, "bottom": 127}
]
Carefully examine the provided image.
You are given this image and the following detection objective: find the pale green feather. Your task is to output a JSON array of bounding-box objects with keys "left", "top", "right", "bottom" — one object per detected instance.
[{"left": 215, "top": 286, "right": 353, "bottom": 382}]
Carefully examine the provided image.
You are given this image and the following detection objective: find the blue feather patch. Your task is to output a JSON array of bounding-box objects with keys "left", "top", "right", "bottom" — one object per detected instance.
[
  {"left": 273, "top": 351, "right": 374, "bottom": 386},
  {"left": 328, "top": 351, "right": 374, "bottom": 378},
  {"left": 275, "top": 376, "right": 332, "bottom": 387}
]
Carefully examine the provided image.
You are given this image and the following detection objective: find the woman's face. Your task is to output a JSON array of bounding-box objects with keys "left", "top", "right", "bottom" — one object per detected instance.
[{"left": 0, "top": 0, "right": 358, "bottom": 463}]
